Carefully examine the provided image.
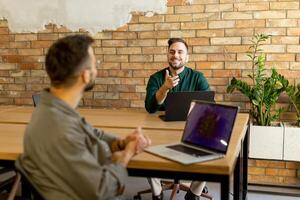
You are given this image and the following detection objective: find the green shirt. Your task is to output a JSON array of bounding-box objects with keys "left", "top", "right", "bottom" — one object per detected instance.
[{"left": 145, "top": 67, "right": 210, "bottom": 113}]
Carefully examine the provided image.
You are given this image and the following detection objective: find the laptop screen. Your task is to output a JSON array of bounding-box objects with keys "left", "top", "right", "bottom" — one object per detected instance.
[{"left": 182, "top": 101, "right": 238, "bottom": 154}]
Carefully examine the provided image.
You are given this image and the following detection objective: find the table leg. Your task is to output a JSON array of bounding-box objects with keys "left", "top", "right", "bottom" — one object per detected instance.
[{"left": 221, "top": 176, "right": 230, "bottom": 200}]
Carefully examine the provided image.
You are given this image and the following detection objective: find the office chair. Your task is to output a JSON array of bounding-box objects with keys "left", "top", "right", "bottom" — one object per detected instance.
[
  {"left": 133, "top": 179, "right": 214, "bottom": 200},
  {"left": 0, "top": 167, "right": 16, "bottom": 195},
  {"left": 32, "top": 94, "right": 41, "bottom": 107},
  {"left": 7, "top": 170, "right": 44, "bottom": 200}
]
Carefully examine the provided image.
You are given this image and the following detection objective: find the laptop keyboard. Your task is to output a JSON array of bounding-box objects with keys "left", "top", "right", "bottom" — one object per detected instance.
[{"left": 166, "top": 144, "right": 211, "bottom": 157}]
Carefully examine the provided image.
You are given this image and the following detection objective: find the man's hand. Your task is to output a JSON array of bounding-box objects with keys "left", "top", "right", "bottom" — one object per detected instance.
[
  {"left": 111, "top": 127, "right": 151, "bottom": 167},
  {"left": 163, "top": 70, "right": 180, "bottom": 90}
]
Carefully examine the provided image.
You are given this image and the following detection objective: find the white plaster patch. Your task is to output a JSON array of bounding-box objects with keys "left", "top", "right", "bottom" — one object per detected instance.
[{"left": 0, "top": 0, "right": 168, "bottom": 34}]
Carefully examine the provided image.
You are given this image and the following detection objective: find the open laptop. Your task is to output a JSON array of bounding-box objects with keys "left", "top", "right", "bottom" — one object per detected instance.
[
  {"left": 161, "top": 91, "right": 215, "bottom": 121},
  {"left": 146, "top": 100, "right": 239, "bottom": 165}
]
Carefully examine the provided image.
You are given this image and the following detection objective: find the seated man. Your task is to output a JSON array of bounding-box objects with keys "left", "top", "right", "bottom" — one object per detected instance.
[
  {"left": 145, "top": 38, "right": 210, "bottom": 200},
  {"left": 16, "top": 34, "right": 151, "bottom": 200}
]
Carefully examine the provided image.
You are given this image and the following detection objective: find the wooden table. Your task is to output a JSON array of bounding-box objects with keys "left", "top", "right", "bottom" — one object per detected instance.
[{"left": 0, "top": 106, "right": 249, "bottom": 200}]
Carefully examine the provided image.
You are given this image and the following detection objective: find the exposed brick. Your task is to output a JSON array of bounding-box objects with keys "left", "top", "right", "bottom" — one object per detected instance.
[
  {"left": 117, "top": 47, "right": 142, "bottom": 55},
  {"left": 108, "top": 84, "right": 136, "bottom": 92},
  {"left": 95, "top": 77, "right": 120, "bottom": 84},
  {"left": 272, "top": 36, "right": 299, "bottom": 44},
  {"left": 265, "top": 62, "right": 289, "bottom": 69},
  {"left": 278, "top": 169, "right": 296, "bottom": 177},
  {"left": 167, "top": 0, "right": 187, "bottom": 6},
  {"left": 155, "top": 23, "right": 180, "bottom": 31},
  {"left": 129, "top": 24, "right": 154, "bottom": 32},
  {"left": 186, "top": 38, "right": 209, "bottom": 46},
  {"left": 196, "top": 62, "right": 224, "bottom": 69},
  {"left": 102, "top": 40, "right": 127, "bottom": 47},
  {"left": 266, "top": 54, "right": 295, "bottom": 62},
  {"left": 189, "top": 54, "right": 207, "bottom": 61},
  {"left": 288, "top": 10, "right": 300, "bottom": 18},
  {"left": 225, "top": 62, "right": 252, "bottom": 69},
  {"left": 0, "top": 27, "right": 8, "bottom": 34},
  {"left": 193, "top": 46, "right": 224, "bottom": 53},
  {"left": 130, "top": 55, "right": 153, "bottom": 62},
  {"left": 112, "top": 32, "right": 137, "bottom": 39},
  {"left": 194, "top": 13, "right": 219, "bottom": 23},
  {"left": 95, "top": 48, "right": 116, "bottom": 55},
  {"left": 2, "top": 55, "right": 23, "bottom": 63},
  {"left": 261, "top": 45, "right": 285, "bottom": 53},
  {"left": 249, "top": 167, "right": 266, "bottom": 175},
  {"left": 254, "top": 11, "right": 286, "bottom": 19},
  {"left": 109, "top": 70, "right": 132, "bottom": 77},
  {"left": 133, "top": 70, "right": 156, "bottom": 77},
  {"left": 287, "top": 45, "right": 300, "bottom": 53},
  {"left": 142, "top": 47, "right": 167, "bottom": 54},
  {"left": 175, "top": 5, "right": 204, "bottom": 13},
  {"left": 15, "top": 34, "right": 37, "bottom": 41},
  {"left": 266, "top": 19, "right": 298, "bottom": 28},
  {"left": 127, "top": 40, "right": 155, "bottom": 47},
  {"left": 225, "top": 28, "right": 254, "bottom": 37},
  {"left": 234, "top": 2, "right": 269, "bottom": 11},
  {"left": 209, "top": 21, "right": 235, "bottom": 29},
  {"left": 211, "top": 37, "right": 241, "bottom": 45},
  {"left": 224, "top": 45, "right": 250, "bottom": 53},
  {"left": 270, "top": 2, "right": 299, "bottom": 10},
  {"left": 255, "top": 28, "right": 286, "bottom": 36},
  {"left": 120, "top": 92, "right": 141, "bottom": 100},
  {"left": 181, "top": 21, "right": 207, "bottom": 30},
  {"left": 291, "top": 62, "right": 300, "bottom": 70},
  {"left": 166, "top": 14, "right": 193, "bottom": 22},
  {"left": 93, "top": 32, "right": 112, "bottom": 40},
  {"left": 121, "top": 63, "right": 144, "bottom": 69},
  {"left": 170, "top": 30, "right": 196, "bottom": 38},
  {"left": 138, "top": 31, "right": 169, "bottom": 39},
  {"left": 236, "top": 19, "right": 265, "bottom": 28},
  {"left": 193, "top": 0, "right": 219, "bottom": 4},
  {"left": 208, "top": 53, "right": 236, "bottom": 61},
  {"left": 205, "top": 4, "right": 233, "bottom": 12},
  {"left": 0, "top": 63, "right": 16, "bottom": 70},
  {"left": 120, "top": 78, "right": 144, "bottom": 85},
  {"left": 94, "top": 92, "right": 119, "bottom": 99},
  {"left": 222, "top": 12, "right": 252, "bottom": 20},
  {"left": 154, "top": 55, "right": 166, "bottom": 62},
  {"left": 197, "top": 29, "right": 224, "bottom": 37},
  {"left": 17, "top": 49, "right": 43, "bottom": 56},
  {"left": 213, "top": 69, "right": 241, "bottom": 78},
  {"left": 104, "top": 55, "right": 128, "bottom": 62},
  {"left": 37, "top": 33, "right": 59, "bottom": 41},
  {"left": 138, "top": 15, "right": 164, "bottom": 23},
  {"left": 31, "top": 41, "right": 53, "bottom": 48},
  {"left": 287, "top": 28, "right": 300, "bottom": 36}
]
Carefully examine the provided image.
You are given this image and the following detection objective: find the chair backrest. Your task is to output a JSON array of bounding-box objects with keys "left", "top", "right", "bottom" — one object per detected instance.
[
  {"left": 32, "top": 94, "right": 41, "bottom": 107},
  {"left": 18, "top": 170, "right": 44, "bottom": 200}
]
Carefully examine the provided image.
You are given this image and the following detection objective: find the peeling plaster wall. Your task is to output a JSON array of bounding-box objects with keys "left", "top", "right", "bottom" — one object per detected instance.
[{"left": 0, "top": 0, "right": 174, "bottom": 34}]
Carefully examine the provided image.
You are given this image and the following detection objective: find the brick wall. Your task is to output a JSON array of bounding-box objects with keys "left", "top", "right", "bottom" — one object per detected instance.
[{"left": 0, "top": 0, "right": 300, "bottom": 186}]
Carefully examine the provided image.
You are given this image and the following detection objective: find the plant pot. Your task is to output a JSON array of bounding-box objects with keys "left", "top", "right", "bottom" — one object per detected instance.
[
  {"left": 249, "top": 122, "right": 284, "bottom": 160},
  {"left": 283, "top": 122, "right": 300, "bottom": 161}
]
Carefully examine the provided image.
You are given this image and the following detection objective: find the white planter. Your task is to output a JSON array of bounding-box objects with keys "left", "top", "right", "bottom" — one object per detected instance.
[
  {"left": 283, "top": 122, "right": 300, "bottom": 161},
  {"left": 249, "top": 123, "right": 284, "bottom": 160}
]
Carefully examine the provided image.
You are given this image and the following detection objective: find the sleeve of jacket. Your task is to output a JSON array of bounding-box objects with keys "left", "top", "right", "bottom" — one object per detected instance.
[
  {"left": 145, "top": 75, "right": 161, "bottom": 113},
  {"left": 51, "top": 128, "right": 128, "bottom": 200}
]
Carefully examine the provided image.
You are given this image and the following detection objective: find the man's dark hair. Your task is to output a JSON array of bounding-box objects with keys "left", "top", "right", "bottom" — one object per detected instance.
[
  {"left": 45, "top": 34, "right": 94, "bottom": 87},
  {"left": 167, "top": 38, "right": 188, "bottom": 51}
]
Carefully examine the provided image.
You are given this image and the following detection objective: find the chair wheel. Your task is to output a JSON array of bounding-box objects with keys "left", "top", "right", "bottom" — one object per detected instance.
[{"left": 133, "top": 194, "right": 142, "bottom": 200}]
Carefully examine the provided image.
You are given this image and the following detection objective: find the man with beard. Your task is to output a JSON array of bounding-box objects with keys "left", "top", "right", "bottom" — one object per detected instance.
[
  {"left": 145, "top": 38, "right": 210, "bottom": 200},
  {"left": 16, "top": 35, "right": 151, "bottom": 200}
]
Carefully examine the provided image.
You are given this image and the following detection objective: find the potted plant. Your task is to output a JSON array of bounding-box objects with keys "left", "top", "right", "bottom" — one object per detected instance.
[
  {"left": 284, "top": 83, "right": 300, "bottom": 161},
  {"left": 227, "top": 34, "right": 289, "bottom": 160}
]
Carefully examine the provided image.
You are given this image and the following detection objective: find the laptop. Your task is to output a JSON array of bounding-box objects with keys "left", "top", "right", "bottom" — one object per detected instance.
[
  {"left": 161, "top": 91, "right": 215, "bottom": 121},
  {"left": 146, "top": 100, "right": 239, "bottom": 165}
]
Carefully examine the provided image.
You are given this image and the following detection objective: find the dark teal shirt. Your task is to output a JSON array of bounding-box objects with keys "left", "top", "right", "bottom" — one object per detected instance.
[{"left": 145, "top": 67, "right": 210, "bottom": 113}]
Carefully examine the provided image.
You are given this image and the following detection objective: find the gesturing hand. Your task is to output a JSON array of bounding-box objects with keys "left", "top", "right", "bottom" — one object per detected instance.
[{"left": 163, "top": 70, "right": 179, "bottom": 90}]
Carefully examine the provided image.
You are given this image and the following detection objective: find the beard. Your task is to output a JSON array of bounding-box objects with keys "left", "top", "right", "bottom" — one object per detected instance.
[
  {"left": 84, "top": 79, "right": 95, "bottom": 92},
  {"left": 169, "top": 61, "right": 185, "bottom": 70}
]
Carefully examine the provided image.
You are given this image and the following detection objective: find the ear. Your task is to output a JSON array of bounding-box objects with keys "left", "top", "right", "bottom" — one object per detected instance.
[
  {"left": 186, "top": 54, "right": 189, "bottom": 63},
  {"left": 81, "top": 69, "right": 91, "bottom": 84}
]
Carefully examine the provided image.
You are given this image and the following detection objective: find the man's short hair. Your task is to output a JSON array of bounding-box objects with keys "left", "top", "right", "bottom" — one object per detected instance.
[
  {"left": 167, "top": 38, "right": 188, "bottom": 51},
  {"left": 45, "top": 34, "right": 94, "bottom": 87}
]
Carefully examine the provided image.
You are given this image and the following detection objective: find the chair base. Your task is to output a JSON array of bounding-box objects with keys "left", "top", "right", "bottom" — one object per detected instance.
[{"left": 134, "top": 180, "right": 214, "bottom": 200}]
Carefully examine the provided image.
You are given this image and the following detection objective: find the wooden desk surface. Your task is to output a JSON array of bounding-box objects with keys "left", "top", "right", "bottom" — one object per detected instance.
[
  {"left": 0, "top": 106, "right": 186, "bottom": 130},
  {"left": 0, "top": 113, "right": 248, "bottom": 175}
]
